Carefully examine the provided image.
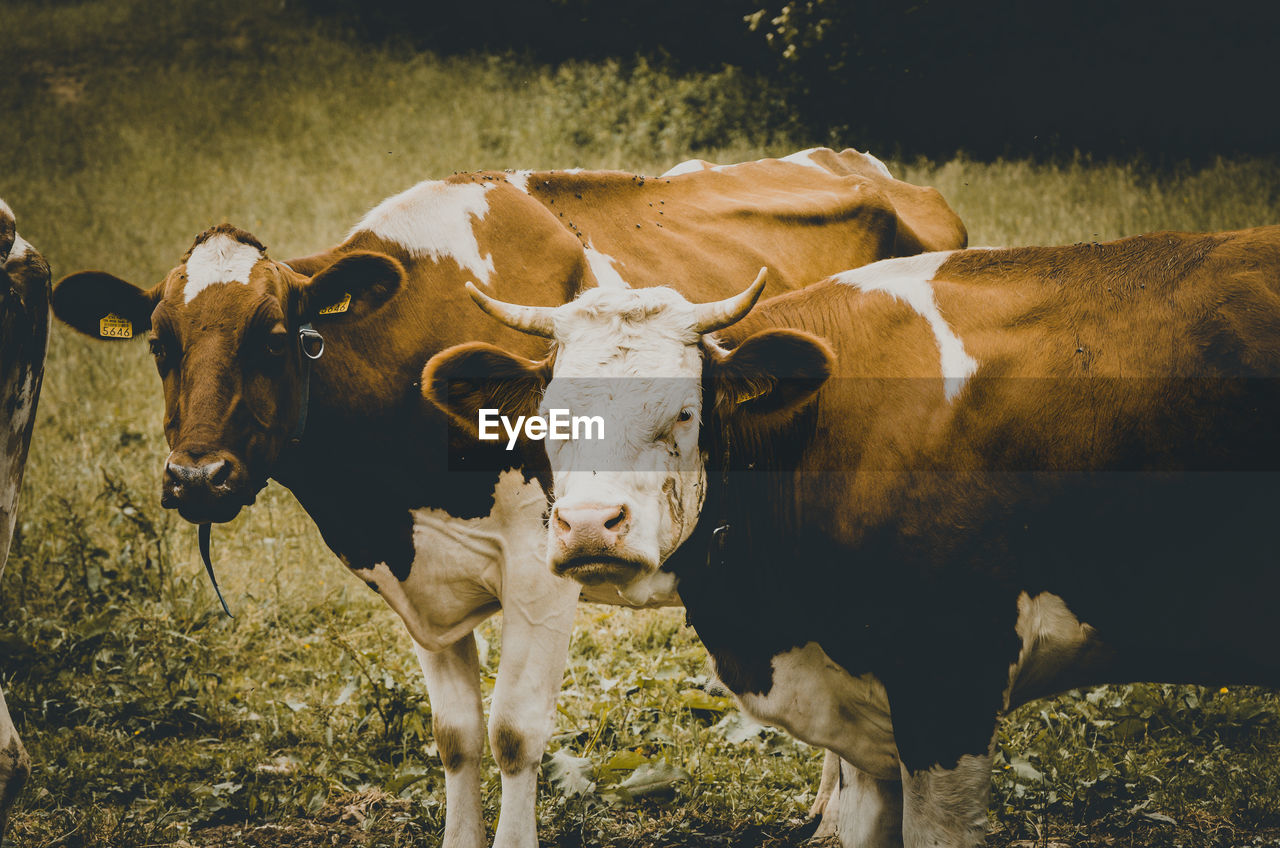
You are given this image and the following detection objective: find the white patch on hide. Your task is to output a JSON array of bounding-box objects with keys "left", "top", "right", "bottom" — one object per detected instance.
[
  {"left": 736, "top": 643, "right": 900, "bottom": 781},
  {"left": 357, "top": 470, "right": 549, "bottom": 651},
  {"left": 780, "top": 147, "right": 829, "bottom": 172},
  {"left": 1005, "top": 590, "right": 1099, "bottom": 710},
  {"left": 506, "top": 171, "right": 532, "bottom": 193},
  {"left": 350, "top": 180, "right": 497, "bottom": 285},
  {"left": 900, "top": 753, "right": 992, "bottom": 848},
  {"left": 583, "top": 241, "right": 629, "bottom": 289},
  {"left": 661, "top": 159, "right": 714, "bottom": 177},
  {"left": 835, "top": 252, "right": 977, "bottom": 401}
]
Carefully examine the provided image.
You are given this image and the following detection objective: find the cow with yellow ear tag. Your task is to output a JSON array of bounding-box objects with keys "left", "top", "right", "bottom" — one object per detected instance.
[{"left": 51, "top": 149, "right": 966, "bottom": 848}]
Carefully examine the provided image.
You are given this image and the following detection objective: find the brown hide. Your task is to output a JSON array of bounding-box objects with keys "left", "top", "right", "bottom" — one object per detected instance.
[
  {"left": 51, "top": 151, "right": 964, "bottom": 575},
  {"left": 682, "top": 226, "right": 1280, "bottom": 775}
]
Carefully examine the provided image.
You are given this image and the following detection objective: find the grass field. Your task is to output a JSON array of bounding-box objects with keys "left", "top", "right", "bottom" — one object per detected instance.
[{"left": 4, "top": 1, "right": 1280, "bottom": 846}]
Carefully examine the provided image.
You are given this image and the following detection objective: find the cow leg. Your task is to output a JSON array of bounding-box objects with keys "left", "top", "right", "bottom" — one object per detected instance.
[
  {"left": 488, "top": 573, "right": 579, "bottom": 848},
  {"left": 808, "top": 750, "right": 842, "bottom": 840},
  {"left": 835, "top": 758, "right": 903, "bottom": 848},
  {"left": 0, "top": 684, "right": 30, "bottom": 841},
  {"left": 416, "top": 635, "right": 486, "bottom": 848},
  {"left": 898, "top": 752, "right": 992, "bottom": 848}
]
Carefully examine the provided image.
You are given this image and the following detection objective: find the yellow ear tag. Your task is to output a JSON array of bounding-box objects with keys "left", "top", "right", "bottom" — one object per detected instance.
[
  {"left": 317, "top": 293, "right": 352, "bottom": 315},
  {"left": 99, "top": 313, "right": 133, "bottom": 339}
]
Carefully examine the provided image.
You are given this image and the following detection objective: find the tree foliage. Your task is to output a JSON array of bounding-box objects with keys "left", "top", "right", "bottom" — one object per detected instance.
[{"left": 304, "top": 0, "right": 1280, "bottom": 158}]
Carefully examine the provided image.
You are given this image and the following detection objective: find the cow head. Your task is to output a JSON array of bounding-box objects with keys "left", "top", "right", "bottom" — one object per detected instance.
[
  {"left": 424, "top": 271, "right": 834, "bottom": 604},
  {"left": 52, "top": 225, "right": 404, "bottom": 525}
]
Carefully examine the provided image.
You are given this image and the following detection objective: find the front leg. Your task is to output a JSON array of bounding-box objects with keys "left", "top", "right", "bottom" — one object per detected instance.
[
  {"left": 836, "top": 758, "right": 903, "bottom": 848},
  {"left": 808, "top": 750, "right": 842, "bottom": 841},
  {"left": 0, "top": 684, "right": 30, "bottom": 842},
  {"left": 899, "top": 752, "right": 992, "bottom": 848},
  {"left": 416, "top": 635, "right": 486, "bottom": 848},
  {"left": 488, "top": 570, "right": 580, "bottom": 848}
]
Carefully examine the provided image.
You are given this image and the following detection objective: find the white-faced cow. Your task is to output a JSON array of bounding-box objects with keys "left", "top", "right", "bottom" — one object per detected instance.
[
  {"left": 49, "top": 150, "right": 965, "bottom": 848},
  {"left": 427, "top": 227, "right": 1280, "bottom": 848},
  {"left": 0, "top": 199, "right": 51, "bottom": 840}
]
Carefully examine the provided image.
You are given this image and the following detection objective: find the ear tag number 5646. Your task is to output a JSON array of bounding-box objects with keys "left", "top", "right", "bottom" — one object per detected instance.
[
  {"left": 318, "top": 293, "right": 351, "bottom": 315},
  {"left": 99, "top": 313, "right": 133, "bottom": 339}
]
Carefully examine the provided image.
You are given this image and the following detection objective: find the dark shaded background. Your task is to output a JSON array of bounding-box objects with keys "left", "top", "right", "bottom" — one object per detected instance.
[{"left": 301, "top": 0, "right": 1280, "bottom": 160}]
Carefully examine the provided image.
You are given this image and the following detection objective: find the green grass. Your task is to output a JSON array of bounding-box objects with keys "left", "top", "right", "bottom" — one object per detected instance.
[{"left": 4, "top": 1, "right": 1280, "bottom": 845}]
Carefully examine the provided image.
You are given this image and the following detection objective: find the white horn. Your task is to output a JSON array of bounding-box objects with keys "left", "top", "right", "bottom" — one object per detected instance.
[
  {"left": 464, "top": 281, "right": 556, "bottom": 338},
  {"left": 691, "top": 267, "right": 768, "bottom": 334}
]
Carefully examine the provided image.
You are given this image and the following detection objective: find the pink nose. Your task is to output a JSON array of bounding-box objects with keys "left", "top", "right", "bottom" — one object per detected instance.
[{"left": 553, "top": 503, "right": 631, "bottom": 550}]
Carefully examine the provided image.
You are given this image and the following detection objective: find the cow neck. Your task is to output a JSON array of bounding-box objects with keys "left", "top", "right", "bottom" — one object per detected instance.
[
  {"left": 266, "top": 313, "right": 535, "bottom": 576},
  {"left": 668, "top": 425, "right": 813, "bottom": 695}
]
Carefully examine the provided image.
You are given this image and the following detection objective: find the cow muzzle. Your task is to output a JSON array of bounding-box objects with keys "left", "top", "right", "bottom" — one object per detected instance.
[
  {"left": 161, "top": 449, "right": 255, "bottom": 524},
  {"left": 549, "top": 501, "right": 652, "bottom": 585}
]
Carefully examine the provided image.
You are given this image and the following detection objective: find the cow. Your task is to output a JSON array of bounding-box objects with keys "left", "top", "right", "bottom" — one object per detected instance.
[
  {"left": 48, "top": 149, "right": 966, "bottom": 848},
  {"left": 425, "top": 227, "right": 1280, "bottom": 848},
  {"left": 0, "top": 198, "right": 51, "bottom": 840}
]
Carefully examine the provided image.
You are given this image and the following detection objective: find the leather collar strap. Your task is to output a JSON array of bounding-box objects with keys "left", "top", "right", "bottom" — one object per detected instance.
[
  {"left": 291, "top": 323, "right": 325, "bottom": 444},
  {"left": 708, "top": 427, "right": 732, "bottom": 570}
]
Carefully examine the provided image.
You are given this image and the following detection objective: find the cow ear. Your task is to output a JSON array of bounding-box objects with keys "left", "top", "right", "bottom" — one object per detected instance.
[
  {"left": 712, "top": 329, "right": 834, "bottom": 419},
  {"left": 301, "top": 251, "right": 404, "bottom": 320},
  {"left": 422, "top": 342, "right": 549, "bottom": 437},
  {"left": 52, "top": 271, "right": 159, "bottom": 340}
]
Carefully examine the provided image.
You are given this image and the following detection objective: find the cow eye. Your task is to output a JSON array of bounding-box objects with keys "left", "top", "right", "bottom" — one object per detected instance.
[
  {"left": 148, "top": 336, "right": 172, "bottom": 367},
  {"left": 265, "top": 329, "right": 288, "bottom": 357},
  {"left": 676, "top": 408, "right": 694, "bottom": 423}
]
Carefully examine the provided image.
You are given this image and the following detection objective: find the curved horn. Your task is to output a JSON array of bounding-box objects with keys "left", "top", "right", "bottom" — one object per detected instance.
[
  {"left": 464, "top": 281, "right": 556, "bottom": 338},
  {"left": 691, "top": 267, "right": 768, "bottom": 334}
]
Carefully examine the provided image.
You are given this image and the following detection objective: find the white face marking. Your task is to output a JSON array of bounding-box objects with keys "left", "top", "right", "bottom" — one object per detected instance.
[
  {"left": 184, "top": 234, "right": 264, "bottom": 303},
  {"left": 351, "top": 180, "right": 497, "bottom": 285},
  {"left": 541, "top": 288, "right": 709, "bottom": 597},
  {"left": 736, "top": 644, "right": 900, "bottom": 781},
  {"left": 834, "top": 252, "right": 978, "bottom": 401},
  {"left": 583, "top": 241, "right": 630, "bottom": 288},
  {"left": 660, "top": 158, "right": 714, "bottom": 177},
  {"left": 505, "top": 170, "right": 532, "bottom": 193}
]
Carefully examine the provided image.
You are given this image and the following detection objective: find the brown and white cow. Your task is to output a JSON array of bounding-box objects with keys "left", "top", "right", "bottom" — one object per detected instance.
[
  {"left": 427, "top": 227, "right": 1280, "bottom": 848},
  {"left": 0, "top": 199, "right": 51, "bottom": 840},
  {"left": 49, "top": 150, "right": 965, "bottom": 848}
]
